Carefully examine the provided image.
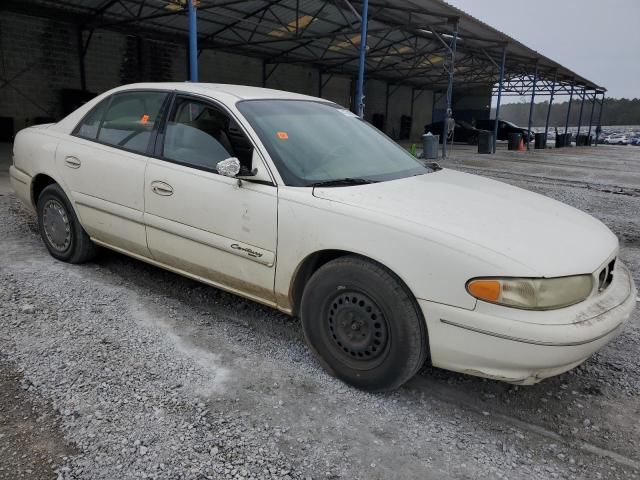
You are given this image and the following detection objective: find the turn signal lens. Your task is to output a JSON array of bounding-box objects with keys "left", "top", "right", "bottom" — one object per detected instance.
[
  {"left": 466, "top": 275, "right": 593, "bottom": 310},
  {"left": 467, "top": 280, "right": 501, "bottom": 302}
]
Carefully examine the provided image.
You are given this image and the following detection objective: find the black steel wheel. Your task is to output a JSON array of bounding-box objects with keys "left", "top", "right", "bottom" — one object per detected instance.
[
  {"left": 37, "top": 183, "right": 98, "bottom": 264},
  {"left": 325, "top": 290, "right": 390, "bottom": 370},
  {"left": 301, "top": 255, "right": 429, "bottom": 392}
]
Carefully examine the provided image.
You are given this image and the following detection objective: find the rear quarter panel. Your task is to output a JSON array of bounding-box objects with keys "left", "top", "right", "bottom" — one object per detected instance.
[{"left": 11, "top": 126, "right": 67, "bottom": 209}]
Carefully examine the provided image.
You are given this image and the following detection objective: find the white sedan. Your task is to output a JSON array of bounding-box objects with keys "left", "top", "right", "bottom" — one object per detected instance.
[{"left": 10, "top": 83, "right": 637, "bottom": 391}]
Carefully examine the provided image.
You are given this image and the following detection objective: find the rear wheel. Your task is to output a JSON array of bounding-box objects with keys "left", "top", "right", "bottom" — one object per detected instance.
[
  {"left": 37, "top": 183, "right": 98, "bottom": 263},
  {"left": 300, "top": 255, "right": 428, "bottom": 392}
]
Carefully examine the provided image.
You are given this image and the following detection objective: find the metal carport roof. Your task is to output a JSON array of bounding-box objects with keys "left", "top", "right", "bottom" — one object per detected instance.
[{"left": 3, "top": 0, "right": 605, "bottom": 96}]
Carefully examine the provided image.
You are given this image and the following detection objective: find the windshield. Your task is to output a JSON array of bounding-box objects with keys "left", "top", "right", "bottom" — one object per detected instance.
[{"left": 236, "top": 100, "right": 429, "bottom": 186}]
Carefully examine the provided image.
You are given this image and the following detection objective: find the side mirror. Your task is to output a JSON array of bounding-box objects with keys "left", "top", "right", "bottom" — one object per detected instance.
[
  {"left": 216, "top": 157, "right": 241, "bottom": 177},
  {"left": 217, "top": 153, "right": 273, "bottom": 184},
  {"left": 237, "top": 150, "right": 273, "bottom": 184}
]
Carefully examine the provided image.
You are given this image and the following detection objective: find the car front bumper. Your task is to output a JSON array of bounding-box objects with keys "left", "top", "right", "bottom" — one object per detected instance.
[{"left": 419, "top": 262, "right": 637, "bottom": 384}]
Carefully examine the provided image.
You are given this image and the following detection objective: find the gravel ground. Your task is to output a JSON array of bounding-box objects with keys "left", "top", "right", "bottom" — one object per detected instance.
[{"left": 1, "top": 146, "right": 639, "bottom": 479}]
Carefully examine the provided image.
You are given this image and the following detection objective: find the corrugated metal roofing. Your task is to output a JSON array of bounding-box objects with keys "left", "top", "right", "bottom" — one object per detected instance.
[{"left": 3, "top": 0, "right": 604, "bottom": 93}]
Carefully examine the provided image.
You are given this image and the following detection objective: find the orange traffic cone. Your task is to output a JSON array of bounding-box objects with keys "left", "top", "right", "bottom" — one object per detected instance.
[{"left": 518, "top": 137, "right": 525, "bottom": 151}]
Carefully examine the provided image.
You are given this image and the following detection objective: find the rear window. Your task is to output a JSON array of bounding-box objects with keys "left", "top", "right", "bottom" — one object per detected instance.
[{"left": 97, "top": 91, "right": 167, "bottom": 153}]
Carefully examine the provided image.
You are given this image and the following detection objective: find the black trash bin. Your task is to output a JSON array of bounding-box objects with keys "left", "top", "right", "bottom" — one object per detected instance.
[
  {"left": 508, "top": 132, "right": 522, "bottom": 151},
  {"left": 556, "top": 133, "right": 572, "bottom": 148},
  {"left": 477, "top": 130, "right": 493, "bottom": 154},
  {"left": 422, "top": 133, "right": 439, "bottom": 159},
  {"left": 576, "top": 134, "right": 588, "bottom": 146},
  {"left": 534, "top": 132, "right": 546, "bottom": 149},
  {"left": 566, "top": 133, "right": 573, "bottom": 146}
]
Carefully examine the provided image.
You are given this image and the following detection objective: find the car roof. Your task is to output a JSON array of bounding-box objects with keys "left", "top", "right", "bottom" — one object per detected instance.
[
  {"left": 52, "top": 82, "right": 336, "bottom": 134},
  {"left": 109, "top": 82, "right": 324, "bottom": 103}
]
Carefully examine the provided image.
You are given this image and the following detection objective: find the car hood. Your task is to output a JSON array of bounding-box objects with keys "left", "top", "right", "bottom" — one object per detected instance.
[{"left": 313, "top": 169, "right": 618, "bottom": 276}]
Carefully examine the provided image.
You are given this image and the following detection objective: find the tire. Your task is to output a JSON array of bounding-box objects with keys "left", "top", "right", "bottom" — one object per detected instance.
[
  {"left": 36, "top": 183, "right": 98, "bottom": 263},
  {"left": 300, "top": 255, "right": 429, "bottom": 392}
]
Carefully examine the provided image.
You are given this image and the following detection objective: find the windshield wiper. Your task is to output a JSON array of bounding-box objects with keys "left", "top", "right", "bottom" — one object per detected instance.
[
  {"left": 422, "top": 161, "right": 442, "bottom": 171},
  {"left": 310, "top": 178, "right": 377, "bottom": 187}
]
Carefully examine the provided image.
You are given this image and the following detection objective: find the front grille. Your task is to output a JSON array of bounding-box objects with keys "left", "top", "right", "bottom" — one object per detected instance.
[{"left": 597, "top": 258, "right": 616, "bottom": 292}]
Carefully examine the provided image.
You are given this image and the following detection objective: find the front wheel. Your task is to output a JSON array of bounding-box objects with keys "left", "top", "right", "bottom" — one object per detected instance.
[{"left": 300, "top": 255, "right": 429, "bottom": 392}]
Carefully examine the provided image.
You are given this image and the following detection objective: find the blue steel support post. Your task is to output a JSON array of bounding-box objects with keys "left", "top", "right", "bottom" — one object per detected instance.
[
  {"left": 544, "top": 71, "right": 557, "bottom": 146},
  {"left": 587, "top": 91, "right": 596, "bottom": 144},
  {"left": 492, "top": 46, "right": 507, "bottom": 154},
  {"left": 188, "top": 0, "right": 198, "bottom": 82},
  {"left": 564, "top": 80, "right": 575, "bottom": 136},
  {"left": 442, "top": 24, "right": 458, "bottom": 159},
  {"left": 526, "top": 62, "right": 538, "bottom": 150},
  {"left": 595, "top": 92, "right": 605, "bottom": 147},
  {"left": 576, "top": 88, "right": 586, "bottom": 145},
  {"left": 355, "top": 0, "right": 369, "bottom": 118}
]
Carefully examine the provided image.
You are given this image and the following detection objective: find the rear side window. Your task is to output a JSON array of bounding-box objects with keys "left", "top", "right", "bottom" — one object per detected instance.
[
  {"left": 75, "top": 99, "right": 108, "bottom": 140},
  {"left": 97, "top": 91, "right": 167, "bottom": 154}
]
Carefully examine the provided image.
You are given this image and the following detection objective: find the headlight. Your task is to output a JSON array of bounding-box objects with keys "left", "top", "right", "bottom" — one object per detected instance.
[{"left": 466, "top": 275, "right": 593, "bottom": 310}]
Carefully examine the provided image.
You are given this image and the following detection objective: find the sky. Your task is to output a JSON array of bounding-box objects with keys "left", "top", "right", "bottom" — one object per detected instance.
[{"left": 446, "top": 0, "right": 640, "bottom": 101}]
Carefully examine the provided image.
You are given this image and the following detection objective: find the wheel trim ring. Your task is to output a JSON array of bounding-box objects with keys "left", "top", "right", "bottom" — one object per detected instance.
[
  {"left": 42, "top": 199, "right": 72, "bottom": 252},
  {"left": 324, "top": 290, "right": 391, "bottom": 371}
]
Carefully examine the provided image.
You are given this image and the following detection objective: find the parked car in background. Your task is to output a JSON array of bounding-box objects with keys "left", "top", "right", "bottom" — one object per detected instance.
[
  {"left": 9, "top": 83, "right": 637, "bottom": 392},
  {"left": 475, "top": 119, "right": 533, "bottom": 142},
  {"left": 628, "top": 136, "right": 640, "bottom": 146},
  {"left": 423, "top": 119, "right": 481, "bottom": 144},
  {"left": 604, "top": 135, "right": 629, "bottom": 145}
]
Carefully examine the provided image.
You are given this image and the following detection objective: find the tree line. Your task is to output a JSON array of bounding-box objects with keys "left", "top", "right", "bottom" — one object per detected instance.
[{"left": 491, "top": 97, "right": 640, "bottom": 127}]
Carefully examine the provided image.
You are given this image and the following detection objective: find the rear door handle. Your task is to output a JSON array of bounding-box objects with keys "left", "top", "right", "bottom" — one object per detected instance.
[
  {"left": 151, "top": 181, "right": 174, "bottom": 196},
  {"left": 64, "top": 156, "right": 81, "bottom": 169}
]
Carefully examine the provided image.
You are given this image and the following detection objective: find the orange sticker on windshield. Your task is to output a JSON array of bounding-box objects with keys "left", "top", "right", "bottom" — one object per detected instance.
[
  {"left": 277, "top": 131, "right": 289, "bottom": 140},
  {"left": 140, "top": 114, "right": 150, "bottom": 124}
]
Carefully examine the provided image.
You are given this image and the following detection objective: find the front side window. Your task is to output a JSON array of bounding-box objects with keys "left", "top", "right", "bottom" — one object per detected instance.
[
  {"left": 97, "top": 91, "right": 167, "bottom": 153},
  {"left": 162, "top": 97, "right": 252, "bottom": 172},
  {"left": 236, "top": 100, "right": 429, "bottom": 186}
]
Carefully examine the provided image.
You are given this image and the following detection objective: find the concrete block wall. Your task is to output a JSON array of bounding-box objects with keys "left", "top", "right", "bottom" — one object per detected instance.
[
  {"left": 199, "top": 50, "right": 261, "bottom": 86},
  {"left": 85, "top": 31, "right": 187, "bottom": 90},
  {"left": 0, "top": 10, "right": 435, "bottom": 142},
  {"left": 452, "top": 87, "right": 492, "bottom": 123},
  {"left": 387, "top": 85, "right": 413, "bottom": 139},
  {"left": 0, "top": 11, "right": 190, "bottom": 131},
  {"left": 433, "top": 88, "right": 493, "bottom": 125},
  {"left": 364, "top": 80, "right": 433, "bottom": 140},
  {"left": 266, "top": 63, "right": 318, "bottom": 96},
  {"left": 320, "top": 74, "right": 351, "bottom": 108},
  {"left": 411, "top": 89, "right": 434, "bottom": 140},
  {"left": 364, "top": 79, "right": 387, "bottom": 127},
  {"left": 0, "top": 12, "right": 82, "bottom": 130},
  {"left": 83, "top": 29, "right": 132, "bottom": 93}
]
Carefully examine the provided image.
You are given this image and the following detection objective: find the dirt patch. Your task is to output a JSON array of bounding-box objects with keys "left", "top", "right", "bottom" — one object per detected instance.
[{"left": 0, "top": 357, "right": 76, "bottom": 479}]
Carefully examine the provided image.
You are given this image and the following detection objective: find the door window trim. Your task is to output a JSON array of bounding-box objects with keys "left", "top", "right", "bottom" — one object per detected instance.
[
  {"left": 71, "top": 88, "right": 173, "bottom": 157},
  {"left": 151, "top": 92, "right": 277, "bottom": 186}
]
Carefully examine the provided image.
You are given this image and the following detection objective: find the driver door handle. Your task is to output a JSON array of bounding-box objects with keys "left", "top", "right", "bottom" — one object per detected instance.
[{"left": 151, "top": 181, "right": 174, "bottom": 196}]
